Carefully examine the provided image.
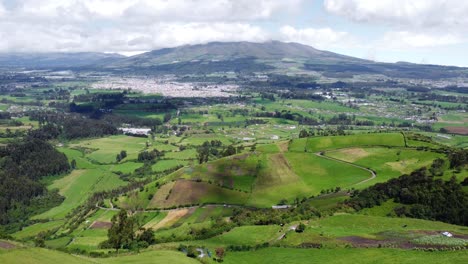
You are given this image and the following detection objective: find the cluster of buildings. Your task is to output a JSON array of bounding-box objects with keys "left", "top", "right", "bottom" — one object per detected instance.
[{"left": 92, "top": 77, "right": 238, "bottom": 98}]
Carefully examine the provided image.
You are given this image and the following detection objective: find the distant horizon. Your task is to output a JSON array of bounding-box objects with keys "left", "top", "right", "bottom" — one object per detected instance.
[
  {"left": 1, "top": 40, "right": 466, "bottom": 68},
  {"left": 1, "top": 1, "right": 467, "bottom": 67}
]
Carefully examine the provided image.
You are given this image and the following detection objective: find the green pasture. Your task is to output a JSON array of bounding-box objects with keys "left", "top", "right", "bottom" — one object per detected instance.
[
  {"left": 70, "top": 135, "right": 148, "bottom": 164},
  {"left": 33, "top": 169, "right": 125, "bottom": 220},
  {"left": 289, "top": 133, "right": 405, "bottom": 152},
  {"left": 326, "top": 147, "right": 444, "bottom": 186},
  {"left": 13, "top": 220, "right": 65, "bottom": 240},
  {"left": 223, "top": 247, "right": 467, "bottom": 264}
]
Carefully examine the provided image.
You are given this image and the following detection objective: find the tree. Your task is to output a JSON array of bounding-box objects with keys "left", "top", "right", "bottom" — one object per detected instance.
[
  {"left": 70, "top": 159, "right": 77, "bottom": 169},
  {"left": 215, "top": 247, "right": 225, "bottom": 261},
  {"left": 196, "top": 142, "right": 211, "bottom": 164},
  {"left": 250, "top": 144, "right": 257, "bottom": 152},
  {"left": 137, "top": 228, "right": 155, "bottom": 244},
  {"left": 223, "top": 145, "right": 236, "bottom": 157},
  {"left": 299, "top": 129, "right": 309, "bottom": 138},
  {"left": 163, "top": 113, "right": 172, "bottom": 123},
  {"left": 116, "top": 150, "right": 127, "bottom": 162},
  {"left": 429, "top": 158, "right": 445, "bottom": 176},
  {"left": 107, "top": 209, "right": 135, "bottom": 252},
  {"left": 34, "top": 231, "right": 46, "bottom": 247},
  {"left": 296, "top": 223, "right": 306, "bottom": 233}
]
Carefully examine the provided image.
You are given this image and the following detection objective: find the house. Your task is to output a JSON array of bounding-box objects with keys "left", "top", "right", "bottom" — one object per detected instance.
[
  {"left": 272, "top": 205, "right": 291, "bottom": 209},
  {"left": 441, "top": 231, "right": 453, "bottom": 237},
  {"left": 119, "top": 127, "right": 152, "bottom": 136}
]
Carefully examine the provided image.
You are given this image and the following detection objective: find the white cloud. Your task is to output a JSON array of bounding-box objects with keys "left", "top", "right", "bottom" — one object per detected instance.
[
  {"left": 324, "top": 0, "right": 468, "bottom": 30},
  {"left": 0, "top": 21, "right": 268, "bottom": 53},
  {"left": 0, "top": 0, "right": 302, "bottom": 52},
  {"left": 6, "top": 0, "right": 301, "bottom": 22},
  {"left": 279, "top": 25, "right": 354, "bottom": 49},
  {"left": 379, "top": 31, "right": 464, "bottom": 49}
]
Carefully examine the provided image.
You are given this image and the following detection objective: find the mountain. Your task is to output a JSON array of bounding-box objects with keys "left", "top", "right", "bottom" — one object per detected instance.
[
  {"left": 1, "top": 42, "right": 466, "bottom": 79},
  {"left": 106, "top": 41, "right": 367, "bottom": 68},
  {"left": 101, "top": 41, "right": 467, "bottom": 79},
  {"left": 0, "top": 52, "right": 124, "bottom": 68}
]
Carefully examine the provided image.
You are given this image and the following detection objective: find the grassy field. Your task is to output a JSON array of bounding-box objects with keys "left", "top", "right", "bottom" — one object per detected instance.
[
  {"left": 0, "top": 247, "right": 198, "bottom": 264},
  {"left": 34, "top": 169, "right": 125, "bottom": 220},
  {"left": 70, "top": 135, "right": 148, "bottom": 164},
  {"left": 278, "top": 214, "right": 468, "bottom": 248},
  {"left": 151, "top": 160, "right": 189, "bottom": 172},
  {"left": 285, "top": 152, "right": 369, "bottom": 191},
  {"left": 0, "top": 248, "right": 91, "bottom": 264},
  {"left": 222, "top": 247, "right": 468, "bottom": 264},
  {"left": 289, "top": 133, "right": 405, "bottom": 153},
  {"left": 202, "top": 225, "right": 281, "bottom": 246},
  {"left": 326, "top": 147, "right": 444, "bottom": 186},
  {"left": 12, "top": 220, "right": 65, "bottom": 240}
]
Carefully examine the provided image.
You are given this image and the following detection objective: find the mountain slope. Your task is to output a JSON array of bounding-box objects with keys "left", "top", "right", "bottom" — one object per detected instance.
[
  {"left": 105, "top": 41, "right": 367, "bottom": 68},
  {"left": 0, "top": 52, "right": 124, "bottom": 68},
  {"left": 101, "top": 41, "right": 467, "bottom": 79}
]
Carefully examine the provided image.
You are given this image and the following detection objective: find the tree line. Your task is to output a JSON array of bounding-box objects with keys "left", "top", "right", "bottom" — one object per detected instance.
[
  {"left": 347, "top": 168, "right": 468, "bottom": 226},
  {"left": 0, "top": 138, "right": 70, "bottom": 229}
]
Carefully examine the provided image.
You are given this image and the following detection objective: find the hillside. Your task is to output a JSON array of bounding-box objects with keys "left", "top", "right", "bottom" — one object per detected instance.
[
  {"left": 0, "top": 41, "right": 466, "bottom": 79},
  {"left": 101, "top": 41, "right": 468, "bottom": 79},
  {"left": 105, "top": 41, "right": 366, "bottom": 68},
  {"left": 0, "top": 52, "right": 124, "bottom": 68}
]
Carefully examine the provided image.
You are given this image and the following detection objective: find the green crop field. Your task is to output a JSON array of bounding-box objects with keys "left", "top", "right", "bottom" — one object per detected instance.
[
  {"left": 222, "top": 247, "right": 467, "bottom": 264},
  {"left": 70, "top": 135, "right": 148, "bottom": 163},
  {"left": 13, "top": 220, "right": 65, "bottom": 240},
  {"left": 203, "top": 225, "right": 281, "bottom": 246},
  {"left": 33, "top": 169, "right": 125, "bottom": 220},
  {"left": 152, "top": 159, "right": 190, "bottom": 172},
  {"left": 0, "top": 248, "right": 198, "bottom": 264},
  {"left": 289, "top": 133, "right": 405, "bottom": 152},
  {"left": 285, "top": 152, "right": 370, "bottom": 191},
  {"left": 326, "top": 147, "right": 444, "bottom": 186}
]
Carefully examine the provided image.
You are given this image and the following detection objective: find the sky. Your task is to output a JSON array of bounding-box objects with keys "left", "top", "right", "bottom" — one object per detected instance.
[{"left": 0, "top": 0, "right": 467, "bottom": 66}]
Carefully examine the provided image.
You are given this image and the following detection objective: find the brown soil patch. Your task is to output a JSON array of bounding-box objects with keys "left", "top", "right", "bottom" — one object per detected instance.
[
  {"left": 148, "top": 181, "right": 177, "bottom": 208},
  {"left": 151, "top": 208, "right": 192, "bottom": 230},
  {"left": 90, "top": 221, "right": 112, "bottom": 229},
  {"left": 163, "top": 180, "right": 210, "bottom": 207},
  {"left": 230, "top": 153, "right": 250, "bottom": 160},
  {"left": 277, "top": 141, "right": 289, "bottom": 153},
  {"left": 261, "top": 153, "right": 301, "bottom": 186},
  {"left": 337, "top": 148, "right": 369, "bottom": 162},
  {"left": 444, "top": 126, "right": 468, "bottom": 135},
  {"left": 0, "top": 241, "right": 16, "bottom": 249},
  {"left": 340, "top": 236, "right": 384, "bottom": 247}
]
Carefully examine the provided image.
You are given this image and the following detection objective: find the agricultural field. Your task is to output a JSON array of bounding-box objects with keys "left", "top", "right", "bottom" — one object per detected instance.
[
  {"left": 325, "top": 147, "right": 445, "bottom": 185},
  {"left": 69, "top": 135, "right": 148, "bottom": 164},
  {"left": 0, "top": 67, "right": 467, "bottom": 264},
  {"left": 222, "top": 248, "right": 467, "bottom": 264}
]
